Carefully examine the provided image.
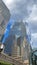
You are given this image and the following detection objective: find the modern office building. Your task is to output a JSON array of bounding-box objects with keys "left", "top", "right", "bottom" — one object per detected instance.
[
  {"left": 0, "top": 0, "right": 10, "bottom": 42},
  {"left": 4, "top": 21, "right": 31, "bottom": 61}
]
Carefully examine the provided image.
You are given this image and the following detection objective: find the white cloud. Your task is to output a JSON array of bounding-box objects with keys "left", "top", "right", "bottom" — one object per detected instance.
[
  {"left": 30, "top": 33, "right": 37, "bottom": 49},
  {"left": 28, "top": 5, "right": 37, "bottom": 21},
  {"left": 3, "top": 0, "right": 12, "bottom": 4},
  {"left": 31, "top": 33, "right": 37, "bottom": 38},
  {"left": 25, "top": 5, "right": 37, "bottom": 33}
]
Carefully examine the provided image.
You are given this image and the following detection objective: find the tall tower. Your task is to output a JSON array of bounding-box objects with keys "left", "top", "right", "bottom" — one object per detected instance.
[{"left": 0, "top": 0, "right": 10, "bottom": 42}]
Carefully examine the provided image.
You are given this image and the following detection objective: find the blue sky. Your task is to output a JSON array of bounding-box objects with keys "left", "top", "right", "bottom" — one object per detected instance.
[{"left": 3, "top": 0, "right": 37, "bottom": 49}]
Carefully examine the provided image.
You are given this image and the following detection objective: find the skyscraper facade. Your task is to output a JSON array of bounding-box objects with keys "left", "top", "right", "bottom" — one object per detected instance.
[{"left": 0, "top": 0, "right": 10, "bottom": 42}]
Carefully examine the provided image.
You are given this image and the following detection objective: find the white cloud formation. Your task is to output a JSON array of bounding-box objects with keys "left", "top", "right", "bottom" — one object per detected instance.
[
  {"left": 30, "top": 33, "right": 37, "bottom": 49},
  {"left": 28, "top": 5, "right": 37, "bottom": 21},
  {"left": 25, "top": 5, "right": 37, "bottom": 33},
  {"left": 31, "top": 33, "right": 37, "bottom": 38}
]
